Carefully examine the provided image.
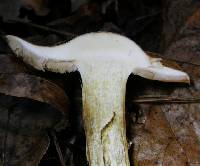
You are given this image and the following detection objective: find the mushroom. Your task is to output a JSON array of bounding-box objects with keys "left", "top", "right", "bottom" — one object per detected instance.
[{"left": 6, "top": 32, "right": 190, "bottom": 166}]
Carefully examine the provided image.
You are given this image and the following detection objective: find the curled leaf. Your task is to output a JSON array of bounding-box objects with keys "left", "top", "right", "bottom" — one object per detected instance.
[{"left": 0, "top": 73, "right": 69, "bottom": 115}]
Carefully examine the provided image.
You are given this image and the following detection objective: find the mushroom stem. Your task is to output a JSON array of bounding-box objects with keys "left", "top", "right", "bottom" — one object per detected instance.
[{"left": 78, "top": 61, "right": 131, "bottom": 166}]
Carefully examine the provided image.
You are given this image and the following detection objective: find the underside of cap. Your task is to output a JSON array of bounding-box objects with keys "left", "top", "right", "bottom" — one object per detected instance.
[
  {"left": 133, "top": 65, "right": 190, "bottom": 84},
  {"left": 6, "top": 35, "right": 77, "bottom": 73}
]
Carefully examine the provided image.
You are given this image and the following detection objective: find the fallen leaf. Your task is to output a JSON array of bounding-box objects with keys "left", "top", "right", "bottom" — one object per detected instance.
[
  {"left": 0, "top": 52, "right": 69, "bottom": 165},
  {"left": 131, "top": 1, "right": 200, "bottom": 165},
  {"left": 0, "top": 95, "right": 66, "bottom": 165},
  {"left": 132, "top": 106, "right": 188, "bottom": 166},
  {"left": 0, "top": 73, "right": 69, "bottom": 115},
  {"left": 161, "top": 0, "right": 200, "bottom": 49}
]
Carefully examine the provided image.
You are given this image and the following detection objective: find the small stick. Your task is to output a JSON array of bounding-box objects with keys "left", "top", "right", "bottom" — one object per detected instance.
[
  {"left": 131, "top": 96, "right": 200, "bottom": 104},
  {"left": 74, "top": 96, "right": 200, "bottom": 104},
  {"left": 135, "top": 11, "right": 161, "bottom": 21},
  {"left": 50, "top": 131, "right": 66, "bottom": 166}
]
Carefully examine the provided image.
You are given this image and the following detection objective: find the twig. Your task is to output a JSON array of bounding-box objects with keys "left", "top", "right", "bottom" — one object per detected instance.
[
  {"left": 74, "top": 96, "right": 200, "bottom": 104},
  {"left": 50, "top": 131, "right": 66, "bottom": 166},
  {"left": 135, "top": 11, "right": 161, "bottom": 21},
  {"left": 131, "top": 96, "right": 200, "bottom": 104},
  {"left": 6, "top": 19, "right": 77, "bottom": 39}
]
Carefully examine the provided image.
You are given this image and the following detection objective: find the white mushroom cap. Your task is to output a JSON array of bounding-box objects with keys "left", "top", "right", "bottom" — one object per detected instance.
[{"left": 6, "top": 32, "right": 190, "bottom": 83}]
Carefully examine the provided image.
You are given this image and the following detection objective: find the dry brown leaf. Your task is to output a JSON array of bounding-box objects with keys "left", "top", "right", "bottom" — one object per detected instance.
[
  {"left": 161, "top": 0, "right": 200, "bottom": 49},
  {"left": 0, "top": 94, "right": 66, "bottom": 165},
  {"left": 132, "top": 106, "right": 188, "bottom": 166},
  {"left": 184, "top": 8, "right": 200, "bottom": 29},
  {"left": 165, "top": 36, "right": 200, "bottom": 67},
  {"left": 131, "top": 1, "right": 200, "bottom": 165},
  {"left": 131, "top": 68, "right": 200, "bottom": 165},
  {"left": 0, "top": 53, "right": 69, "bottom": 165},
  {"left": 0, "top": 54, "right": 29, "bottom": 74},
  {"left": 0, "top": 73, "right": 69, "bottom": 115},
  {"left": 0, "top": 54, "right": 69, "bottom": 115}
]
